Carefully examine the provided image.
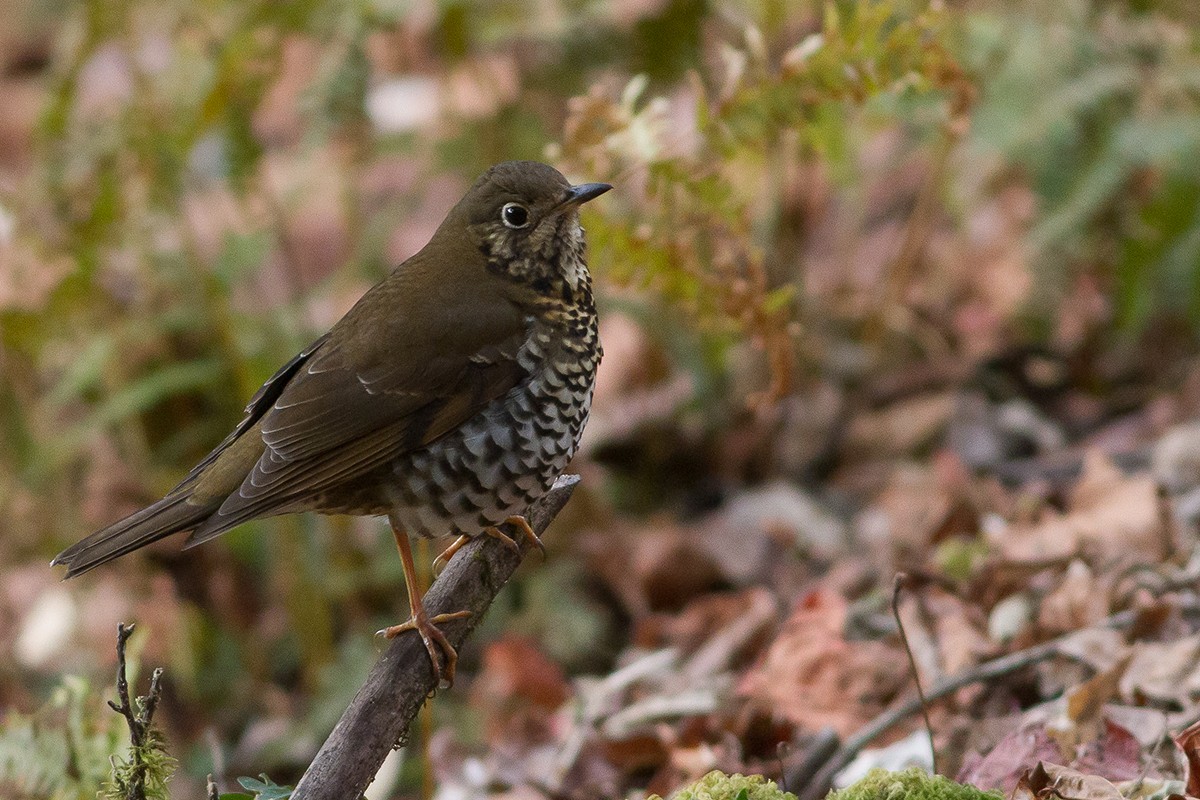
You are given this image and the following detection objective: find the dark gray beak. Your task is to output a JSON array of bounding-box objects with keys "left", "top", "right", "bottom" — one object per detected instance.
[{"left": 556, "top": 182, "right": 612, "bottom": 212}]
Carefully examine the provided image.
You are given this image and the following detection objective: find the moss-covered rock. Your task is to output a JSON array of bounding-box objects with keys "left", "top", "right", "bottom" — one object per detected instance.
[
  {"left": 827, "top": 768, "right": 1003, "bottom": 800},
  {"left": 650, "top": 770, "right": 797, "bottom": 800}
]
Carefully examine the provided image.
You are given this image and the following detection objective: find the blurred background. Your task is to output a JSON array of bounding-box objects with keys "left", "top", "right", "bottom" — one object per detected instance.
[{"left": 3, "top": 0, "right": 1200, "bottom": 798}]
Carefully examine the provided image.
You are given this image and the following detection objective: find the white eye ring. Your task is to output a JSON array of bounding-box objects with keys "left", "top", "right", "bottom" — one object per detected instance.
[{"left": 501, "top": 202, "right": 530, "bottom": 229}]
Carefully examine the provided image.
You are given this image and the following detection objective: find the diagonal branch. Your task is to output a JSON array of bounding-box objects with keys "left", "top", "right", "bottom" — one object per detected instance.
[{"left": 291, "top": 473, "right": 581, "bottom": 800}]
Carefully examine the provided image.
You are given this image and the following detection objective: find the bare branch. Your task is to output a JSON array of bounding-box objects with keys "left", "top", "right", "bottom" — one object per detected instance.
[{"left": 107, "top": 623, "right": 169, "bottom": 800}]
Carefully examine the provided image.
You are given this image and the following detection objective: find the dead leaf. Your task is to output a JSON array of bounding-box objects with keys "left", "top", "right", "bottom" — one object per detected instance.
[
  {"left": 737, "top": 589, "right": 906, "bottom": 736},
  {"left": 1038, "top": 560, "right": 1112, "bottom": 634},
  {"left": 1120, "top": 635, "right": 1200, "bottom": 707},
  {"left": 959, "top": 720, "right": 1141, "bottom": 791},
  {"left": 644, "top": 588, "right": 773, "bottom": 656},
  {"left": 1055, "top": 628, "right": 1132, "bottom": 673},
  {"left": 858, "top": 464, "right": 960, "bottom": 560},
  {"left": 1014, "top": 762, "right": 1124, "bottom": 800},
  {"left": 998, "top": 453, "right": 1168, "bottom": 564},
  {"left": 846, "top": 392, "right": 958, "bottom": 457},
  {"left": 961, "top": 726, "right": 1059, "bottom": 792},
  {"left": 1174, "top": 718, "right": 1200, "bottom": 797},
  {"left": 1066, "top": 657, "right": 1133, "bottom": 725},
  {"left": 472, "top": 636, "right": 571, "bottom": 740},
  {"left": 633, "top": 528, "right": 726, "bottom": 612},
  {"left": 1047, "top": 654, "right": 1133, "bottom": 760},
  {"left": 925, "top": 589, "right": 993, "bottom": 675}
]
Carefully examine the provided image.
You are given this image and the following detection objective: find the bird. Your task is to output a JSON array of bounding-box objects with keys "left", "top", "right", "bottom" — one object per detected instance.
[{"left": 52, "top": 161, "right": 610, "bottom": 686}]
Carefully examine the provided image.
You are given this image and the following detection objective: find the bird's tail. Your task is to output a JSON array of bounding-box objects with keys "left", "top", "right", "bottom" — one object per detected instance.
[{"left": 52, "top": 493, "right": 217, "bottom": 579}]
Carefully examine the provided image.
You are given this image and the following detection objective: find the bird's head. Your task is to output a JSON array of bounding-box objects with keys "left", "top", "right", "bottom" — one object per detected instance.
[{"left": 445, "top": 161, "right": 611, "bottom": 302}]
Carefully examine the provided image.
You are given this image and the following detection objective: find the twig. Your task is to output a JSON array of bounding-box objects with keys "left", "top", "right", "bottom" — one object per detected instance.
[
  {"left": 107, "top": 622, "right": 167, "bottom": 800},
  {"left": 291, "top": 475, "right": 581, "bottom": 800},
  {"left": 892, "top": 574, "right": 937, "bottom": 775},
  {"left": 109, "top": 625, "right": 138, "bottom": 745},
  {"left": 797, "top": 606, "right": 1143, "bottom": 800}
]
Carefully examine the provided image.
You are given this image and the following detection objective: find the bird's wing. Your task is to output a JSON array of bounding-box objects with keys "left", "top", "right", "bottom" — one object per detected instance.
[{"left": 186, "top": 285, "right": 527, "bottom": 542}]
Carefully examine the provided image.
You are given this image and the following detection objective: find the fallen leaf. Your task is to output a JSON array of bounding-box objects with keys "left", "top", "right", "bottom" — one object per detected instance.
[
  {"left": 925, "top": 588, "right": 993, "bottom": 676},
  {"left": 1047, "top": 654, "right": 1133, "bottom": 760},
  {"left": 959, "top": 720, "right": 1141, "bottom": 791},
  {"left": 471, "top": 636, "right": 571, "bottom": 740},
  {"left": 845, "top": 392, "right": 958, "bottom": 458},
  {"left": 737, "top": 589, "right": 906, "bottom": 736},
  {"left": 998, "top": 453, "right": 1168, "bottom": 564},
  {"left": 857, "top": 464, "right": 960, "bottom": 560},
  {"left": 1055, "top": 628, "right": 1131, "bottom": 673},
  {"left": 1037, "top": 560, "right": 1112, "bottom": 634},
  {"left": 1174, "top": 718, "right": 1200, "bottom": 797},
  {"left": 1014, "top": 762, "right": 1123, "bottom": 800},
  {"left": 1120, "top": 635, "right": 1200, "bottom": 707},
  {"left": 633, "top": 528, "right": 726, "bottom": 612}
]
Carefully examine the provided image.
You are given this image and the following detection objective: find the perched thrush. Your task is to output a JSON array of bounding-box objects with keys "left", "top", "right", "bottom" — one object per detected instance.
[{"left": 53, "top": 161, "right": 609, "bottom": 684}]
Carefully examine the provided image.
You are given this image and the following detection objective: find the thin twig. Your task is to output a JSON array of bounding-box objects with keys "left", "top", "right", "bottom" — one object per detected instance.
[
  {"left": 892, "top": 574, "right": 937, "bottom": 775},
  {"left": 108, "top": 623, "right": 141, "bottom": 749},
  {"left": 107, "top": 622, "right": 168, "bottom": 800}
]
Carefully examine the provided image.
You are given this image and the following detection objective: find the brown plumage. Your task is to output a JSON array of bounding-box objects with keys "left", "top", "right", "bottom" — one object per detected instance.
[{"left": 53, "top": 161, "right": 609, "bottom": 684}]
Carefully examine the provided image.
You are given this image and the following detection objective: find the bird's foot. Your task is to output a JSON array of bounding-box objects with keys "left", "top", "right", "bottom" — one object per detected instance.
[
  {"left": 482, "top": 525, "right": 521, "bottom": 554},
  {"left": 504, "top": 515, "right": 546, "bottom": 561},
  {"left": 432, "top": 534, "right": 471, "bottom": 576},
  {"left": 377, "top": 607, "right": 471, "bottom": 687}
]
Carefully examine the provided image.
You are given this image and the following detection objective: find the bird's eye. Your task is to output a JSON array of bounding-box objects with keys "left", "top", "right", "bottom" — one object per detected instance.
[{"left": 501, "top": 203, "right": 530, "bottom": 229}]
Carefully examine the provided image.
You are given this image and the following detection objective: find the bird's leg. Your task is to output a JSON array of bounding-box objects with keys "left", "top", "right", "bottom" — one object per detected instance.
[
  {"left": 432, "top": 534, "right": 471, "bottom": 575},
  {"left": 378, "top": 516, "right": 470, "bottom": 686},
  {"left": 504, "top": 515, "right": 546, "bottom": 561}
]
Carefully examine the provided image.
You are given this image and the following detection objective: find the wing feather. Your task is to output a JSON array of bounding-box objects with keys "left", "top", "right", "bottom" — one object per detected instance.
[{"left": 187, "top": 319, "right": 527, "bottom": 541}]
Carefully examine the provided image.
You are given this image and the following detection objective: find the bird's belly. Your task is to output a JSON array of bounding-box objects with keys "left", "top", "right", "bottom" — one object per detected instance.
[{"left": 380, "top": 372, "right": 594, "bottom": 538}]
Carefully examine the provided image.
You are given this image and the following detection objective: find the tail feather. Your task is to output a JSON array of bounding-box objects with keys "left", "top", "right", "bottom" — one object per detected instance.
[{"left": 52, "top": 494, "right": 217, "bottom": 578}]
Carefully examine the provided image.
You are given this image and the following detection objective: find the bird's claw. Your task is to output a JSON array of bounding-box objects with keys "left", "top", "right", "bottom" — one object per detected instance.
[
  {"left": 504, "top": 515, "right": 546, "bottom": 561},
  {"left": 432, "top": 534, "right": 471, "bottom": 576},
  {"left": 482, "top": 525, "right": 521, "bottom": 554},
  {"left": 377, "top": 608, "right": 471, "bottom": 687}
]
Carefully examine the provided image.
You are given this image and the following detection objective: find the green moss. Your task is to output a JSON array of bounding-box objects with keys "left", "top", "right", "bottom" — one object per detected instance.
[
  {"left": 651, "top": 770, "right": 797, "bottom": 800},
  {"left": 827, "top": 769, "right": 1003, "bottom": 800},
  {"left": 652, "top": 768, "right": 1002, "bottom": 800}
]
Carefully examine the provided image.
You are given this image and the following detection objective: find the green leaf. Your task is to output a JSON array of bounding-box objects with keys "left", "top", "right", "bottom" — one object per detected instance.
[{"left": 237, "top": 774, "right": 294, "bottom": 800}]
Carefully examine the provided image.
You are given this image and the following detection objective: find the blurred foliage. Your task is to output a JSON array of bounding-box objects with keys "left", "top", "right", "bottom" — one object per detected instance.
[
  {"left": 963, "top": 1, "right": 1200, "bottom": 333},
  {"left": 558, "top": 0, "right": 970, "bottom": 399},
  {"left": 0, "top": 676, "right": 122, "bottom": 800},
  {"left": 0, "top": 0, "right": 1198, "bottom": 794}
]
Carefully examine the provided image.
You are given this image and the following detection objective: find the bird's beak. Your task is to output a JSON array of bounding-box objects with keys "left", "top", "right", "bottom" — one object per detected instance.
[{"left": 553, "top": 182, "right": 612, "bottom": 214}]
